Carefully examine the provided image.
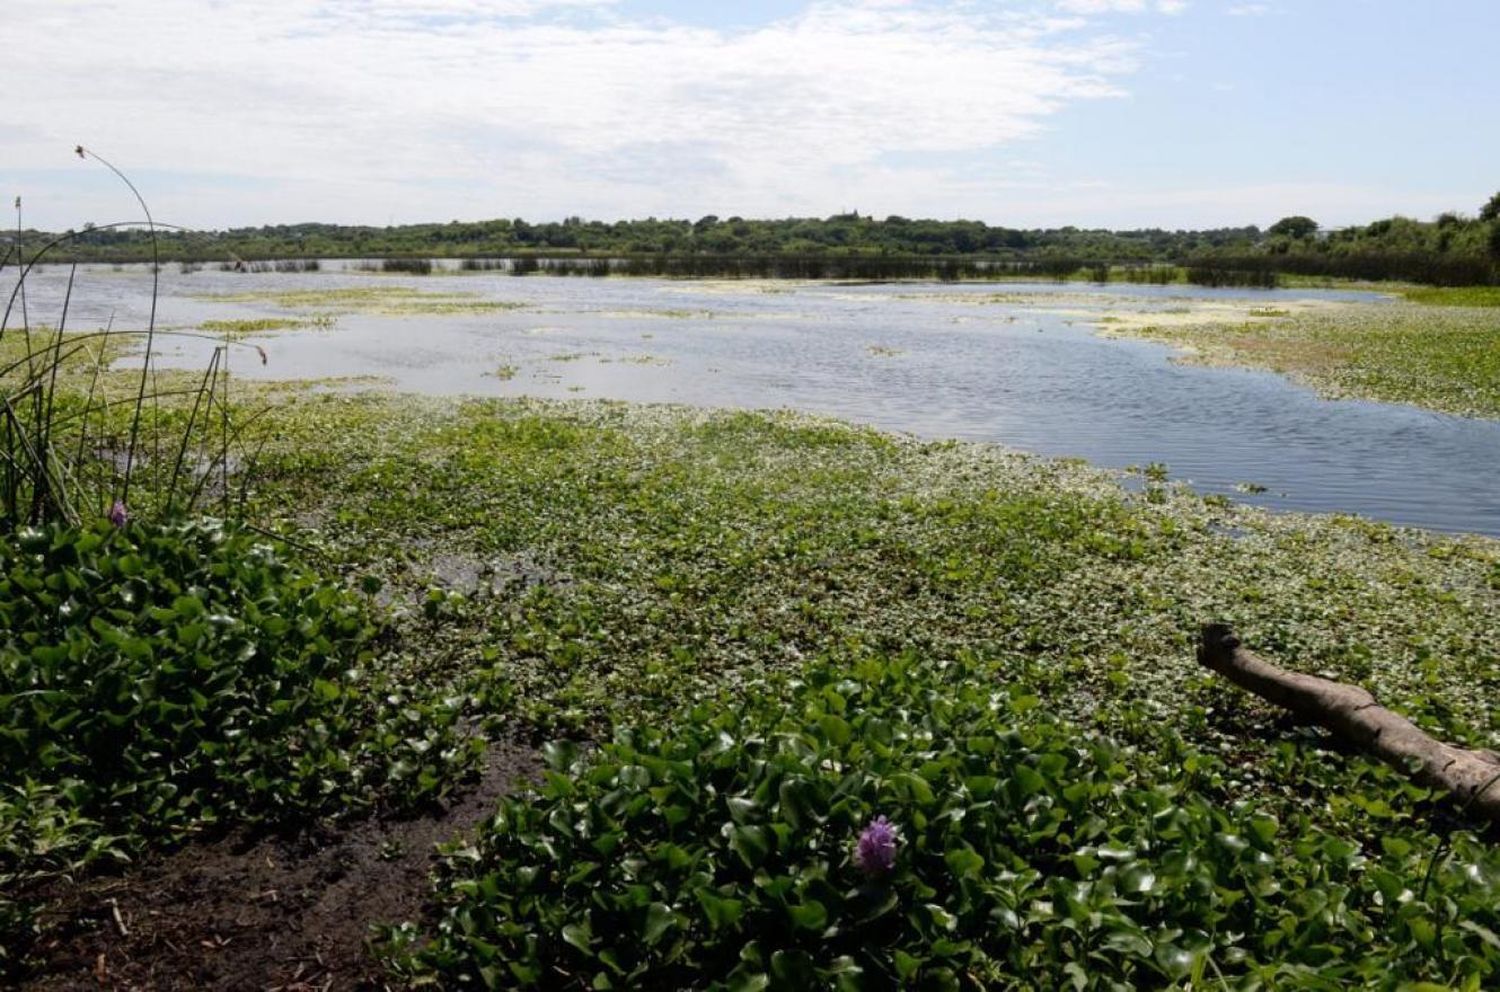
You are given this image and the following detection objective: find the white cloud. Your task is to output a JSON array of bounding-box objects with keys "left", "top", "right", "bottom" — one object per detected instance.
[
  {"left": 1227, "top": 3, "right": 1272, "bottom": 15},
  {"left": 1056, "top": 0, "right": 1187, "bottom": 14},
  {"left": 3, "top": 0, "right": 1143, "bottom": 227}
]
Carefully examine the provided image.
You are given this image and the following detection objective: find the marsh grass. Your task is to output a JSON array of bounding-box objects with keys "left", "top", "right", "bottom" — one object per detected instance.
[
  {"left": 1185, "top": 262, "right": 1281, "bottom": 289},
  {"left": 1113, "top": 303, "right": 1500, "bottom": 418},
  {"left": 2, "top": 153, "right": 271, "bottom": 529},
  {"left": 1403, "top": 286, "right": 1500, "bottom": 307},
  {"left": 198, "top": 316, "right": 331, "bottom": 338},
  {"left": 1200, "top": 252, "right": 1497, "bottom": 288},
  {"left": 202, "top": 284, "right": 524, "bottom": 316},
  {"left": 382, "top": 257, "right": 434, "bottom": 275}
]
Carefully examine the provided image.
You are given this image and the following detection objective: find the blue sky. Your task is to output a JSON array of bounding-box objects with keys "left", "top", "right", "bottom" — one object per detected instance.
[{"left": 4, "top": 0, "right": 1497, "bottom": 230}]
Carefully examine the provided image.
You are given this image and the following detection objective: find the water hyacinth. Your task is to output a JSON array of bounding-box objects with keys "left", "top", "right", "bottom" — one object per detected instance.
[
  {"left": 107, "top": 500, "right": 129, "bottom": 527},
  {"left": 854, "top": 815, "right": 899, "bottom": 876}
]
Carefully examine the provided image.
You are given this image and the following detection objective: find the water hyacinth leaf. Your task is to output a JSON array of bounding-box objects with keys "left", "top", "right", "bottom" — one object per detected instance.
[
  {"left": 695, "top": 890, "right": 745, "bottom": 931},
  {"left": 769, "top": 950, "right": 816, "bottom": 987},
  {"left": 642, "top": 902, "right": 677, "bottom": 945},
  {"left": 725, "top": 972, "right": 770, "bottom": 992},
  {"left": 542, "top": 740, "right": 579, "bottom": 772},
  {"left": 777, "top": 776, "right": 820, "bottom": 829},
  {"left": 944, "top": 846, "right": 985, "bottom": 878},
  {"left": 726, "top": 797, "right": 757, "bottom": 824},
  {"left": 726, "top": 825, "right": 771, "bottom": 868},
  {"left": 818, "top": 714, "right": 851, "bottom": 746},
  {"left": 562, "top": 921, "right": 593, "bottom": 954},
  {"left": 787, "top": 899, "right": 828, "bottom": 931}
]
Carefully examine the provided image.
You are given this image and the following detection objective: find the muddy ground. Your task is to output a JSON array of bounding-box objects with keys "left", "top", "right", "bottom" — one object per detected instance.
[{"left": 22, "top": 742, "right": 540, "bottom": 991}]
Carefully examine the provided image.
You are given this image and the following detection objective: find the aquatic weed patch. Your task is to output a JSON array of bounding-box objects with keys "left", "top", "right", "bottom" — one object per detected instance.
[
  {"left": 198, "top": 316, "right": 332, "bottom": 337},
  {"left": 201, "top": 394, "right": 1500, "bottom": 986},
  {"left": 0, "top": 519, "right": 482, "bottom": 970},
  {"left": 386, "top": 654, "right": 1500, "bottom": 990},
  {"left": 240, "top": 395, "right": 1500, "bottom": 745},
  {"left": 200, "top": 285, "right": 526, "bottom": 316},
  {"left": 1402, "top": 286, "right": 1500, "bottom": 308},
  {"left": 1113, "top": 302, "right": 1500, "bottom": 419}
]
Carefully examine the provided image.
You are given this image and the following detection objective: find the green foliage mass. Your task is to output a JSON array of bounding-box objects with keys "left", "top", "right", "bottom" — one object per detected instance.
[
  {"left": 1113, "top": 303, "right": 1500, "bottom": 419},
  {"left": 6, "top": 382, "right": 1498, "bottom": 983},
  {"left": 1267, "top": 215, "right": 1318, "bottom": 240},
  {"left": 386, "top": 653, "right": 1500, "bottom": 990},
  {"left": 1402, "top": 286, "right": 1500, "bottom": 307},
  {"left": 0, "top": 519, "right": 482, "bottom": 969},
  {"left": 41, "top": 215, "right": 1262, "bottom": 264},
  {"left": 20, "top": 190, "right": 1499, "bottom": 286}
]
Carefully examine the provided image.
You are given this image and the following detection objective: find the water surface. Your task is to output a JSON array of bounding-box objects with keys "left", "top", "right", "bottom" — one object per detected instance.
[{"left": 10, "top": 263, "right": 1499, "bottom": 536}]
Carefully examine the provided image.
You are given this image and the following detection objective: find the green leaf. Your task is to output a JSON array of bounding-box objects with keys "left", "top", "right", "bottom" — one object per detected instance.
[
  {"left": 726, "top": 824, "right": 771, "bottom": 868},
  {"left": 770, "top": 950, "right": 815, "bottom": 988},
  {"left": 643, "top": 902, "right": 676, "bottom": 945},
  {"left": 542, "top": 740, "right": 579, "bottom": 772},
  {"left": 818, "top": 714, "right": 851, "bottom": 746},
  {"left": 787, "top": 900, "right": 827, "bottom": 931},
  {"left": 695, "top": 890, "right": 745, "bottom": 930},
  {"left": 726, "top": 973, "right": 770, "bottom": 992},
  {"left": 562, "top": 921, "right": 593, "bottom": 954},
  {"left": 945, "top": 846, "right": 984, "bottom": 878}
]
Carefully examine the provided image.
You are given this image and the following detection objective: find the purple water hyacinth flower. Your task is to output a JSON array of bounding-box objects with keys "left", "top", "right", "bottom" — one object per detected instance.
[
  {"left": 108, "top": 500, "right": 129, "bottom": 527},
  {"left": 854, "top": 815, "right": 899, "bottom": 876}
]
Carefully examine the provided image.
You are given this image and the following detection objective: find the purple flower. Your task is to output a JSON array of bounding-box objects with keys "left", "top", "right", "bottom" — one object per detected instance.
[
  {"left": 854, "top": 815, "right": 899, "bottom": 876},
  {"left": 108, "top": 500, "right": 129, "bottom": 527}
]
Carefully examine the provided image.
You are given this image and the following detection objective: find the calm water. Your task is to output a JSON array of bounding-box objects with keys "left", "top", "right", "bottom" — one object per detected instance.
[{"left": 10, "top": 262, "right": 1500, "bottom": 536}]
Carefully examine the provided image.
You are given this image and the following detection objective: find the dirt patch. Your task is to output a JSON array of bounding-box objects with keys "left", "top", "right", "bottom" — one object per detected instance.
[{"left": 22, "top": 741, "right": 540, "bottom": 991}]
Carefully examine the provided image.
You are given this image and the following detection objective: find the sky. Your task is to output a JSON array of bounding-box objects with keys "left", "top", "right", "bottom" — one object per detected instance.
[{"left": 4, "top": 0, "right": 1497, "bottom": 231}]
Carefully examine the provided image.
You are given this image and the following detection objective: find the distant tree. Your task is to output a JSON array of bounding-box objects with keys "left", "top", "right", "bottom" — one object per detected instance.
[
  {"left": 1488, "top": 221, "right": 1500, "bottom": 260},
  {"left": 1481, "top": 191, "right": 1500, "bottom": 223},
  {"left": 1268, "top": 215, "right": 1318, "bottom": 239}
]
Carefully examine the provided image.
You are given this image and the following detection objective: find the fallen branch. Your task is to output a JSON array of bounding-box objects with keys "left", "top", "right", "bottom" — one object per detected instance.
[{"left": 1197, "top": 622, "right": 1500, "bottom": 827}]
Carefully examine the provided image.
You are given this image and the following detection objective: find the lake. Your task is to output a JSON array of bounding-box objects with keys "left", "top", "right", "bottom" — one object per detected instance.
[{"left": 12, "top": 261, "right": 1500, "bottom": 536}]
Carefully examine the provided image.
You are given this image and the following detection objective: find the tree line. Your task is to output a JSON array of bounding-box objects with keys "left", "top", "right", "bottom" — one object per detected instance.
[{"left": 10, "top": 192, "right": 1500, "bottom": 286}]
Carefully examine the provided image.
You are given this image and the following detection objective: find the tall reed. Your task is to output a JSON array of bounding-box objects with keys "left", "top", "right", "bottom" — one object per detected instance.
[{"left": 1, "top": 150, "right": 267, "bottom": 530}]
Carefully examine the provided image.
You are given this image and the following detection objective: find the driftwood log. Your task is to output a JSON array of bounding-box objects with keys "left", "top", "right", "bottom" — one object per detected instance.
[{"left": 1198, "top": 622, "right": 1500, "bottom": 828}]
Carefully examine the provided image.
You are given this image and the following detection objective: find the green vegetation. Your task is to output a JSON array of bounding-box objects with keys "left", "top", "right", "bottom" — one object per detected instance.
[
  {"left": 215, "top": 394, "right": 1500, "bottom": 990},
  {"left": 5, "top": 386, "right": 1500, "bottom": 984},
  {"left": 0, "top": 521, "right": 481, "bottom": 961},
  {"left": 8, "top": 158, "right": 1500, "bottom": 982},
  {"left": 389, "top": 654, "right": 1500, "bottom": 989},
  {"left": 1109, "top": 303, "right": 1500, "bottom": 419},
  {"left": 198, "top": 316, "right": 331, "bottom": 337},
  {"left": 201, "top": 285, "right": 526, "bottom": 315},
  {"left": 23, "top": 189, "right": 1500, "bottom": 287},
  {"left": 1402, "top": 286, "right": 1500, "bottom": 307}
]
